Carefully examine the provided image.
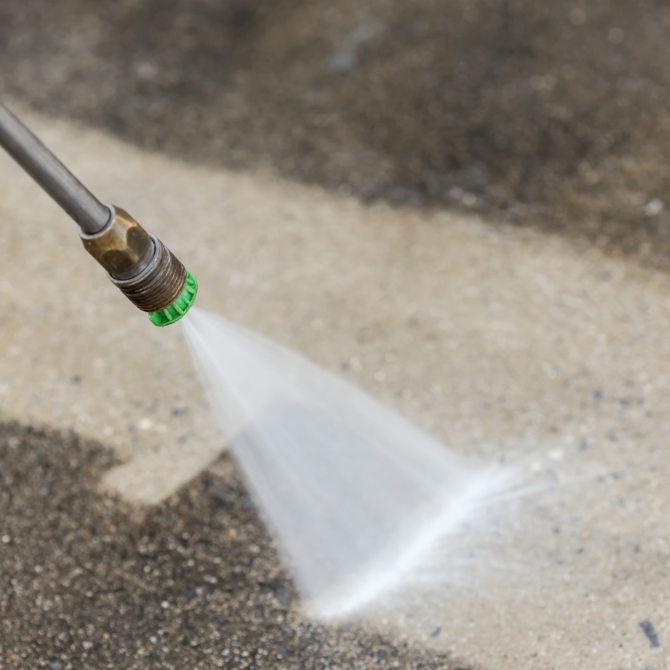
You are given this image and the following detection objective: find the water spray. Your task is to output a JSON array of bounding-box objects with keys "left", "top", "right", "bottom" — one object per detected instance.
[
  {"left": 0, "top": 102, "right": 197, "bottom": 326},
  {"left": 0, "top": 101, "right": 505, "bottom": 619}
]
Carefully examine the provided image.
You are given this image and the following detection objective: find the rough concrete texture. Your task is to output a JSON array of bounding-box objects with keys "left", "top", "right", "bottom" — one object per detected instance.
[
  {"left": 0, "top": 423, "right": 456, "bottom": 670},
  {"left": 2, "top": 104, "right": 670, "bottom": 668}
]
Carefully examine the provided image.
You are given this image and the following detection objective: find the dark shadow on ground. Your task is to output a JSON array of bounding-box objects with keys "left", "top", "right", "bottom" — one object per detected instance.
[
  {"left": 0, "top": 422, "right": 462, "bottom": 669},
  {"left": 2, "top": 0, "right": 670, "bottom": 266}
]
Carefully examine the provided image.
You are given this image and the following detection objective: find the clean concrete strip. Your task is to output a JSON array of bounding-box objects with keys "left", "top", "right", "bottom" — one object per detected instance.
[{"left": 1, "top": 103, "right": 670, "bottom": 668}]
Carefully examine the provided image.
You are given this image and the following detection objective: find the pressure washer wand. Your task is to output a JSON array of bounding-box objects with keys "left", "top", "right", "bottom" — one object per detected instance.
[{"left": 0, "top": 102, "right": 197, "bottom": 326}]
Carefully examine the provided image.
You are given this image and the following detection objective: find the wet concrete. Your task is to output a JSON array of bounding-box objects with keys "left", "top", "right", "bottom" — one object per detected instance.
[
  {"left": 0, "top": 422, "right": 458, "bottom": 670},
  {"left": 3, "top": 0, "right": 670, "bottom": 266}
]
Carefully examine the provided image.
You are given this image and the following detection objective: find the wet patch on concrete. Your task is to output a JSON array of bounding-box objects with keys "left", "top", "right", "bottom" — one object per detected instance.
[
  {"left": 2, "top": 1, "right": 670, "bottom": 267},
  {"left": 639, "top": 621, "right": 660, "bottom": 649},
  {"left": 0, "top": 422, "right": 458, "bottom": 669}
]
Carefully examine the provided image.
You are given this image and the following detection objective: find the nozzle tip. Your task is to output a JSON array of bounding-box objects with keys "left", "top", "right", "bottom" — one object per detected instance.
[{"left": 148, "top": 271, "right": 198, "bottom": 327}]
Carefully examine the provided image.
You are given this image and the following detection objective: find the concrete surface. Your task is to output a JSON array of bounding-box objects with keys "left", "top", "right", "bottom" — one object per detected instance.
[
  {"left": 2, "top": 103, "right": 670, "bottom": 668},
  {"left": 1, "top": 423, "right": 455, "bottom": 670},
  {"left": 5, "top": 0, "right": 670, "bottom": 268}
]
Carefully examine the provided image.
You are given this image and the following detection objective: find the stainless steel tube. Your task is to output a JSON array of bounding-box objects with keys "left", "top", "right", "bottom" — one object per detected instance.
[{"left": 0, "top": 102, "right": 110, "bottom": 233}]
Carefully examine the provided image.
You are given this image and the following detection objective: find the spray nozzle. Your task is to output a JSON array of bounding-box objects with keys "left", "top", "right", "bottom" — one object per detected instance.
[
  {"left": 80, "top": 205, "right": 198, "bottom": 326},
  {"left": 0, "top": 102, "right": 197, "bottom": 326}
]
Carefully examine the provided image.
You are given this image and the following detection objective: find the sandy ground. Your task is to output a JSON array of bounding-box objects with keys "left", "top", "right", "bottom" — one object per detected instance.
[{"left": 3, "top": 105, "right": 670, "bottom": 668}]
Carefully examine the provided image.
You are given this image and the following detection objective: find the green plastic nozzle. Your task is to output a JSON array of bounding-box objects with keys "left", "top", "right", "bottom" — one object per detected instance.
[{"left": 149, "top": 271, "right": 198, "bottom": 327}]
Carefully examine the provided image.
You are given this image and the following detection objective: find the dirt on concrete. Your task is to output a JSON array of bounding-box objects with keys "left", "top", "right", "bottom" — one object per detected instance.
[
  {"left": 2, "top": 0, "right": 670, "bottom": 267},
  {"left": 0, "top": 422, "right": 463, "bottom": 670}
]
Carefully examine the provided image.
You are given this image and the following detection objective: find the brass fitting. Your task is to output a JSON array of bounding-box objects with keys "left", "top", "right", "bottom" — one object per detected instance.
[{"left": 80, "top": 206, "right": 187, "bottom": 313}]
